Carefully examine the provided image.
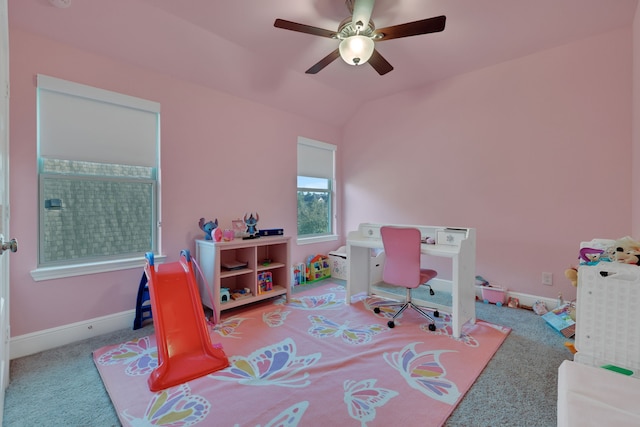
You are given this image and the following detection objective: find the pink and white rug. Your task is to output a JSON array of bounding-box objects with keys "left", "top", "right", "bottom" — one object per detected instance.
[{"left": 94, "top": 282, "right": 510, "bottom": 426}]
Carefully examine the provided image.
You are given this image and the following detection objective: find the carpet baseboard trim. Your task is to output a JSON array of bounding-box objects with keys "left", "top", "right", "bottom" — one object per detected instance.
[
  {"left": 10, "top": 309, "right": 136, "bottom": 360},
  {"left": 473, "top": 285, "right": 559, "bottom": 310},
  {"left": 373, "top": 278, "right": 559, "bottom": 312},
  {"left": 421, "top": 278, "right": 559, "bottom": 310}
]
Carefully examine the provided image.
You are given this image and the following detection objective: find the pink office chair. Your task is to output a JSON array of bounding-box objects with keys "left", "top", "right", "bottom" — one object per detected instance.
[{"left": 374, "top": 226, "right": 439, "bottom": 330}]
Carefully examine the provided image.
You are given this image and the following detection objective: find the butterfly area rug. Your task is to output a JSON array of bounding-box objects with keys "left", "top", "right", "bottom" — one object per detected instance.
[{"left": 93, "top": 282, "right": 510, "bottom": 427}]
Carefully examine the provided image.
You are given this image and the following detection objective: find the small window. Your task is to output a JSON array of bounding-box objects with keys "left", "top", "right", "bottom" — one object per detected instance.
[
  {"left": 297, "top": 137, "right": 336, "bottom": 242},
  {"left": 35, "top": 75, "right": 161, "bottom": 277}
]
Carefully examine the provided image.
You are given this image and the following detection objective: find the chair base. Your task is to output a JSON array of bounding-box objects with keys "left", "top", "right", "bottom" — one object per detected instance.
[{"left": 373, "top": 286, "right": 438, "bottom": 330}]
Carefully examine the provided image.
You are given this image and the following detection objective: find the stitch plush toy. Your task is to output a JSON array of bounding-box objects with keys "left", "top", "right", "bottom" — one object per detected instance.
[
  {"left": 198, "top": 217, "right": 218, "bottom": 240},
  {"left": 243, "top": 212, "right": 259, "bottom": 238}
]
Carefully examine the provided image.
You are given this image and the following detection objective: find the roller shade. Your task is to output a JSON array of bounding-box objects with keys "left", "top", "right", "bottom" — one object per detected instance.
[
  {"left": 297, "top": 137, "right": 335, "bottom": 180},
  {"left": 37, "top": 75, "right": 160, "bottom": 167}
]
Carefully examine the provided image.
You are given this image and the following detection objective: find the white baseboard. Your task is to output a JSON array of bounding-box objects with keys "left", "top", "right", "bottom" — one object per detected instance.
[
  {"left": 429, "top": 278, "right": 560, "bottom": 311},
  {"left": 10, "top": 309, "right": 136, "bottom": 360},
  {"left": 8, "top": 281, "right": 562, "bottom": 360}
]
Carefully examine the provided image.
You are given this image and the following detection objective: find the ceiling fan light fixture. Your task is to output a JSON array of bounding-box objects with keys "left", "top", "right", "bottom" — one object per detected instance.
[{"left": 339, "top": 35, "right": 374, "bottom": 66}]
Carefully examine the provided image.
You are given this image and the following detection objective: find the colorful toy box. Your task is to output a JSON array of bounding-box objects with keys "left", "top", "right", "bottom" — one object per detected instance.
[{"left": 481, "top": 285, "right": 507, "bottom": 306}]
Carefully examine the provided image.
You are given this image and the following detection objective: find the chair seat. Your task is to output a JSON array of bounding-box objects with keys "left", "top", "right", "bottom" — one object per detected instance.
[{"left": 419, "top": 268, "right": 438, "bottom": 285}]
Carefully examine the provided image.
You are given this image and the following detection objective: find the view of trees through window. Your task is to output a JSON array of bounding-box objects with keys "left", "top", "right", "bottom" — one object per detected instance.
[{"left": 297, "top": 176, "right": 331, "bottom": 236}]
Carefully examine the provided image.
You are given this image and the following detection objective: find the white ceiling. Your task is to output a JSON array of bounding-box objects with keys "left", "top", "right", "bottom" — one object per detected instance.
[{"left": 8, "top": 0, "right": 639, "bottom": 126}]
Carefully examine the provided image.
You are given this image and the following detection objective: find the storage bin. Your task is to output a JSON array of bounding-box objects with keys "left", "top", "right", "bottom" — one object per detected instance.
[
  {"left": 327, "top": 246, "right": 385, "bottom": 283},
  {"left": 328, "top": 246, "right": 348, "bottom": 280},
  {"left": 481, "top": 285, "right": 506, "bottom": 306},
  {"left": 575, "top": 263, "right": 640, "bottom": 378}
]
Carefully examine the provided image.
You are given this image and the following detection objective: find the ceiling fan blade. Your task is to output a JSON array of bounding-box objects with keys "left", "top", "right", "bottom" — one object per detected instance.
[
  {"left": 368, "top": 49, "right": 393, "bottom": 75},
  {"left": 375, "top": 15, "right": 446, "bottom": 41},
  {"left": 306, "top": 49, "right": 341, "bottom": 74},
  {"left": 274, "top": 19, "right": 337, "bottom": 39}
]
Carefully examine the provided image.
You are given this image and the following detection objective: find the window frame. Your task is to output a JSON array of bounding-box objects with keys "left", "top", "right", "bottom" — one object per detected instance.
[
  {"left": 296, "top": 137, "right": 338, "bottom": 245},
  {"left": 31, "top": 76, "right": 165, "bottom": 281}
]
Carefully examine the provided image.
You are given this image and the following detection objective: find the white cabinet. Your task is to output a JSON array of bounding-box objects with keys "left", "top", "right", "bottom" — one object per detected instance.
[{"left": 195, "top": 236, "right": 291, "bottom": 321}]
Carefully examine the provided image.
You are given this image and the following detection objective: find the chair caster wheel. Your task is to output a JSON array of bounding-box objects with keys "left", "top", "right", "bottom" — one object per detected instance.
[
  {"left": 387, "top": 321, "right": 395, "bottom": 328},
  {"left": 374, "top": 307, "right": 381, "bottom": 314},
  {"left": 428, "top": 323, "right": 436, "bottom": 332},
  {"left": 434, "top": 310, "right": 440, "bottom": 318}
]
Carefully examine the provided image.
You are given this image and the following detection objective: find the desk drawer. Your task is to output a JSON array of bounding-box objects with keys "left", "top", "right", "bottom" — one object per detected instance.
[{"left": 436, "top": 229, "right": 467, "bottom": 246}]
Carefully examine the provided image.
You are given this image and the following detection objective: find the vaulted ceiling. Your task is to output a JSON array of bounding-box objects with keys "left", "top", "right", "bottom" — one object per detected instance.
[{"left": 8, "top": 0, "right": 638, "bottom": 126}]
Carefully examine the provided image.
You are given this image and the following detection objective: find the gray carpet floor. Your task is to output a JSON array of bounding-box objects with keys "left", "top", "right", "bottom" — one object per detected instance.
[{"left": 3, "top": 280, "right": 571, "bottom": 426}]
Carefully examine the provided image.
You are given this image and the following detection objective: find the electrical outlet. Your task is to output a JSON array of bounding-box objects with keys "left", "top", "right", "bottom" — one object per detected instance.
[{"left": 542, "top": 272, "right": 553, "bottom": 286}]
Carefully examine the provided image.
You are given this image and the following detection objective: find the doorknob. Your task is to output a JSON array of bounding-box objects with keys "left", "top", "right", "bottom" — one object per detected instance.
[{"left": 0, "top": 237, "right": 17, "bottom": 255}]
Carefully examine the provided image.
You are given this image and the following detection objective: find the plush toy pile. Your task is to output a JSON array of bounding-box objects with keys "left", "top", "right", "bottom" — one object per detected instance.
[
  {"left": 610, "top": 236, "right": 640, "bottom": 265},
  {"left": 565, "top": 236, "right": 640, "bottom": 288}
]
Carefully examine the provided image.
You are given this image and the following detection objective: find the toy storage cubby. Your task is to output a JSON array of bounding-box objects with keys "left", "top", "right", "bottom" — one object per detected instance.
[
  {"left": 195, "top": 236, "right": 291, "bottom": 322},
  {"left": 574, "top": 262, "right": 640, "bottom": 378}
]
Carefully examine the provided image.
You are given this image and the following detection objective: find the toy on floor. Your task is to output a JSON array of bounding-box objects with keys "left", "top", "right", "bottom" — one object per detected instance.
[
  {"left": 306, "top": 254, "right": 331, "bottom": 282},
  {"left": 533, "top": 300, "right": 548, "bottom": 315},
  {"left": 564, "top": 342, "right": 577, "bottom": 354},
  {"left": 144, "top": 250, "right": 229, "bottom": 391},
  {"left": 481, "top": 286, "right": 506, "bottom": 306},
  {"left": 292, "top": 263, "right": 306, "bottom": 286},
  {"left": 507, "top": 297, "right": 520, "bottom": 308},
  {"left": 133, "top": 271, "right": 152, "bottom": 330}
]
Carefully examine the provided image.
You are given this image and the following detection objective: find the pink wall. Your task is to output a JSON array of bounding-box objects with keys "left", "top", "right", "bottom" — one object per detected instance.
[
  {"left": 633, "top": 5, "right": 640, "bottom": 237},
  {"left": 342, "top": 28, "right": 633, "bottom": 302},
  {"left": 8, "top": 23, "right": 637, "bottom": 337},
  {"left": 9, "top": 28, "right": 341, "bottom": 336}
]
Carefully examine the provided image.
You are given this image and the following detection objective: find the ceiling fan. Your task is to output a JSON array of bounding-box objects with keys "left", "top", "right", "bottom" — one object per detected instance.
[{"left": 274, "top": 0, "right": 446, "bottom": 75}]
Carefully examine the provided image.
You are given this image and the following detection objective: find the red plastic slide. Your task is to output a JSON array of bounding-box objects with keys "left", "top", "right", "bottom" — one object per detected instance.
[{"left": 144, "top": 251, "right": 229, "bottom": 392}]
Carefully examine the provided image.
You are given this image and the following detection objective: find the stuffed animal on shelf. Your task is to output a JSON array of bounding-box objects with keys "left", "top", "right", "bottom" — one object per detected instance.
[
  {"left": 579, "top": 247, "right": 603, "bottom": 265},
  {"left": 614, "top": 247, "right": 640, "bottom": 265},
  {"left": 612, "top": 236, "right": 640, "bottom": 264},
  {"left": 243, "top": 212, "right": 259, "bottom": 238},
  {"left": 199, "top": 217, "right": 218, "bottom": 240}
]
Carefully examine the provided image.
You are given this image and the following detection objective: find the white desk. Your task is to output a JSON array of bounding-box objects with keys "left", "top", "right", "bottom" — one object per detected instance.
[{"left": 347, "top": 223, "right": 476, "bottom": 338}]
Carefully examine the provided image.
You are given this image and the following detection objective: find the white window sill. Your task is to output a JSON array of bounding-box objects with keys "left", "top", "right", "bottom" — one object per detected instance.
[
  {"left": 30, "top": 254, "right": 167, "bottom": 282},
  {"left": 297, "top": 234, "right": 339, "bottom": 245}
]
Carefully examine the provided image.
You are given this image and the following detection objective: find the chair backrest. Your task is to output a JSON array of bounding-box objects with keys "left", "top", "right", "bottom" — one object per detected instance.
[{"left": 380, "top": 226, "right": 422, "bottom": 288}]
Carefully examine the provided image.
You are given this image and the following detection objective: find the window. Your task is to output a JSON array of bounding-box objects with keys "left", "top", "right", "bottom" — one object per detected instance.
[
  {"left": 297, "top": 137, "right": 337, "bottom": 243},
  {"left": 33, "top": 75, "right": 162, "bottom": 280}
]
